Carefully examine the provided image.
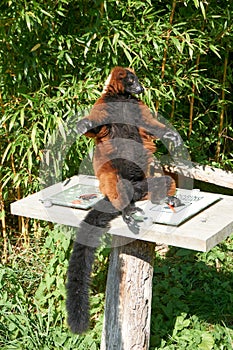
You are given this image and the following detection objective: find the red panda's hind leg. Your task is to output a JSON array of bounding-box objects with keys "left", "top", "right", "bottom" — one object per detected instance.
[
  {"left": 99, "top": 172, "right": 134, "bottom": 211},
  {"left": 147, "top": 176, "right": 176, "bottom": 204},
  {"left": 98, "top": 171, "right": 143, "bottom": 234}
]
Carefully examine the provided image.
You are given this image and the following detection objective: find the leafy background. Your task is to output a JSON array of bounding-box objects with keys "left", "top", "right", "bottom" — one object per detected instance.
[{"left": 0, "top": 0, "right": 233, "bottom": 349}]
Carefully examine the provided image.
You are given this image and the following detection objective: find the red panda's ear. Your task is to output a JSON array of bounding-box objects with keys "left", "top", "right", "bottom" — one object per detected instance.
[
  {"left": 102, "top": 67, "right": 127, "bottom": 94},
  {"left": 102, "top": 71, "right": 112, "bottom": 93},
  {"left": 126, "top": 67, "right": 135, "bottom": 74},
  {"left": 110, "top": 66, "right": 127, "bottom": 80}
]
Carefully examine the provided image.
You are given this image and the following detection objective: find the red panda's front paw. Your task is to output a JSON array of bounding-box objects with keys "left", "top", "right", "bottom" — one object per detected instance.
[
  {"left": 76, "top": 119, "right": 93, "bottom": 135},
  {"left": 122, "top": 205, "right": 142, "bottom": 234}
]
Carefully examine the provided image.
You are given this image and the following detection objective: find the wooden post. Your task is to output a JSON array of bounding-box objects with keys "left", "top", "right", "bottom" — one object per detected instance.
[{"left": 101, "top": 236, "right": 155, "bottom": 350}]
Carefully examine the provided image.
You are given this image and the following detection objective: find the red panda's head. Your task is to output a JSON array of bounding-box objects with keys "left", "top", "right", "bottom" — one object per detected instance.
[{"left": 103, "top": 67, "right": 144, "bottom": 96}]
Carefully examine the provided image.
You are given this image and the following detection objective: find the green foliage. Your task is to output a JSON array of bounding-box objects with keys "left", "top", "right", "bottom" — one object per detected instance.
[
  {"left": 0, "top": 226, "right": 106, "bottom": 349},
  {"left": 1, "top": 230, "right": 233, "bottom": 348},
  {"left": 150, "top": 235, "right": 233, "bottom": 349}
]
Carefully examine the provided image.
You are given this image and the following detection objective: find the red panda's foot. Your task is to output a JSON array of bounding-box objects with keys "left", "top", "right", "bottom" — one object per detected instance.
[
  {"left": 148, "top": 176, "right": 176, "bottom": 204},
  {"left": 122, "top": 204, "right": 143, "bottom": 234},
  {"left": 164, "top": 195, "right": 182, "bottom": 208}
]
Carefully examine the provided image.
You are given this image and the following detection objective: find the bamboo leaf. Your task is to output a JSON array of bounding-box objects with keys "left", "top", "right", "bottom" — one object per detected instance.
[
  {"left": 20, "top": 108, "right": 25, "bottom": 127},
  {"left": 40, "top": 8, "right": 54, "bottom": 18},
  {"left": 25, "top": 13, "right": 31, "bottom": 31},
  {"left": 193, "top": 0, "right": 199, "bottom": 8},
  {"left": 123, "top": 48, "right": 132, "bottom": 63},
  {"left": 171, "top": 36, "right": 182, "bottom": 53},
  {"left": 1, "top": 143, "right": 13, "bottom": 164},
  {"left": 65, "top": 53, "right": 75, "bottom": 67},
  {"left": 31, "top": 43, "right": 41, "bottom": 52},
  {"left": 118, "top": 40, "right": 133, "bottom": 63},
  {"left": 58, "top": 118, "right": 66, "bottom": 140},
  {"left": 112, "top": 32, "right": 120, "bottom": 47},
  {"left": 31, "top": 123, "right": 38, "bottom": 154},
  {"left": 189, "top": 47, "right": 194, "bottom": 60},
  {"left": 97, "top": 37, "right": 105, "bottom": 52},
  {"left": 56, "top": 10, "right": 66, "bottom": 17},
  {"left": 84, "top": 33, "right": 97, "bottom": 57},
  {"left": 200, "top": 1, "right": 206, "bottom": 20},
  {"left": 209, "top": 44, "right": 221, "bottom": 59},
  {"left": 2, "top": 173, "right": 13, "bottom": 189},
  {"left": 27, "top": 150, "right": 33, "bottom": 171},
  {"left": 9, "top": 112, "right": 19, "bottom": 131}
]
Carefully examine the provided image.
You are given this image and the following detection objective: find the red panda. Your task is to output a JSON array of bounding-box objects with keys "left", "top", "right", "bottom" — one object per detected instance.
[{"left": 66, "top": 67, "right": 182, "bottom": 334}]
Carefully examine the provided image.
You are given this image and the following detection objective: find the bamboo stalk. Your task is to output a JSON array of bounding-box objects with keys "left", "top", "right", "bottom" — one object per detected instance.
[
  {"left": 156, "top": 0, "right": 176, "bottom": 113},
  {"left": 188, "top": 54, "right": 200, "bottom": 139},
  {"left": 0, "top": 94, "right": 8, "bottom": 261},
  {"left": 3, "top": 121, "right": 28, "bottom": 243},
  {"left": 22, "top": 217, "right": 30, "bottom": 246},
  {"left": 0, "top": 186, "right": 7, "bottom": 263},
  {"left": 170, "top": 63, "right": 177, "bottom": 119},
  {"left": 188, "top": 1, "right": 209, "bottom": 139},
  {"left": 10, "top": 152, "right": 23, "bottom": 233},
  {"left": 215, "top": 52, "right": 228, "bottom": 161},
  {"left": 161, "top": 0, "right": 177, "bottom": 79},
  {"left": 100, "top": 1, "right": 104, "bottom": 17}
]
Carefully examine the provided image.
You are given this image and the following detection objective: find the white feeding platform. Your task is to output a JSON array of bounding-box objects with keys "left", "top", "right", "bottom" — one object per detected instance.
[{"left": 11, "top": 175, "right": 233, "bottom": 252}]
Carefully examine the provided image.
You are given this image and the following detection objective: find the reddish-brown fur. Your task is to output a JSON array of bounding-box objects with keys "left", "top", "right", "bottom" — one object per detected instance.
[{"left": 82, "top": 66, "right": 176, "bottom": 210}]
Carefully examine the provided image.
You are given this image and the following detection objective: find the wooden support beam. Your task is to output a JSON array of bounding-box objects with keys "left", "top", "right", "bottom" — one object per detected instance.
[
  {"left": 101, "top": 237, "right": 155, "bottom": 350},
  {"left": 162, "top": 160, "right": 233, "bottom": 189}
]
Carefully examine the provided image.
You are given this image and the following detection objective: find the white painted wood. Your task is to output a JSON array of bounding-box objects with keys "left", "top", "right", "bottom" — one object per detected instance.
[
  {"left": 10, "top": 175, "right": 96, "bottom": 227},
  {"left": 10, "top": 175, "right": 233, "bottom": 252}
]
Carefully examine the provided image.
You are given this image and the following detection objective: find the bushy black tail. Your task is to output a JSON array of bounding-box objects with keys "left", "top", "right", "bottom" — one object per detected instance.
[
  {"left": 66, "top": 241, "right": 96, "bottom": 334},
  {"left": 66, "top": 198, "right": 119, "bottom": 334}
]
